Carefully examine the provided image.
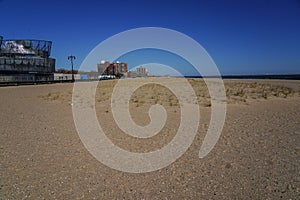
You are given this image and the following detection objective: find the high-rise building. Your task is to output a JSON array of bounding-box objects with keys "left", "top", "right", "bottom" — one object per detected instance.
[
  {"left": 97, "top": 61, "right": 128, "bottom": 77},
  {"left": 128, "top": 66, "right": 150, "bottom": 78},
  {"left": 136, "top": 66, "right": 148, "bottom": 75}
]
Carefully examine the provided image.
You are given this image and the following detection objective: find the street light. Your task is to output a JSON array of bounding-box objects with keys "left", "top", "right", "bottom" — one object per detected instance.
[{"left": 68, "top": 55, "right": 76, "bottom": 82}]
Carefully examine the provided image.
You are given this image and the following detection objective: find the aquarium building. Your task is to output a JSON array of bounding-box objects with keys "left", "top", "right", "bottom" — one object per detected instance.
[{"left": 0, "top": 36, "right": 55, "bottom": 82}]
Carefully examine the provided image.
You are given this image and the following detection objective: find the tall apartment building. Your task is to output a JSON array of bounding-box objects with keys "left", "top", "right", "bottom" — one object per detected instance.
[
  {"left": 136, "top": 66, "right": 148, "bottom": 76},
  {"left": 97, "top": 61, "right": 128, "bottom": 76},
  {"left": 128, "top": 66, "right": 150, "bottom": 78}
]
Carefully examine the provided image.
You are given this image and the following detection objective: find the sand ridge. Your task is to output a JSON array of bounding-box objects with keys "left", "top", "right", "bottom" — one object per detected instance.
[
  {"left": 0, "top": 78, "right": 299, "bottom": 199},
  {"left": 40, "top": 78, "right": 298, "bottom": 106}
]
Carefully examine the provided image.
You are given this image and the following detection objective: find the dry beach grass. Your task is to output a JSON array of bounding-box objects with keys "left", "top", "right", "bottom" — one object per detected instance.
[
  {"left": 41, "top": 78, "right": 297, "bottom": 105},
  {"left": 1, "top": 78, "right": 299, "bottom": 199}
]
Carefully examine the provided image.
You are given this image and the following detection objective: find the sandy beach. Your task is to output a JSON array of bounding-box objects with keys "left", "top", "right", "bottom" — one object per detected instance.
[{"left": 0, "top": 78, "right": 299, "bottom": 199}]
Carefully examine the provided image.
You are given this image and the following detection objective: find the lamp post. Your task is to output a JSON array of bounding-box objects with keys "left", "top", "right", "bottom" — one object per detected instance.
[{"left": 68, "top": 55, "right": 76, "bottom": 82}]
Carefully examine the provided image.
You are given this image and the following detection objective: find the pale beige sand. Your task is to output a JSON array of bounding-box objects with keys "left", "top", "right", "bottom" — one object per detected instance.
[{"left": 0, "top": 78, "right": 299, "bottom": 199}]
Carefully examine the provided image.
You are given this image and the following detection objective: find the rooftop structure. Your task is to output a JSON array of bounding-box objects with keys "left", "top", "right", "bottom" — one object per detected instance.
[
  {"left": 97, "top": 61, "right": 128, "bottom": 78},
  {"left": 0, "top": 36, "right": 55, "bottom": 83}
]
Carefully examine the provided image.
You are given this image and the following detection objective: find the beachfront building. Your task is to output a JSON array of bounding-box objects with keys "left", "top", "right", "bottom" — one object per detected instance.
[
  {"left": 128, "top": 66, "right": 151, "bottom": 78},
  {"left": 127, "top": 70, "right": 138, "bottom": 78},
  {"left": 97, "top": 61, "right": 128, "bottom": 78},
  {"left": 136, "top": 66, "right": 148, "bottom": 75},
  {"left": 0, "top": 36, "right": 56, "bottom": 82},
  {"left": 54, "top": 73, "right": 81, "bottom": 81}
]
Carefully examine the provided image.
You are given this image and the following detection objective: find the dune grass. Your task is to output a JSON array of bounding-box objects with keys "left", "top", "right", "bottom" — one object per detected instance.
[{"left": 40, "top": 78, "right": 297, "bottom": 107}]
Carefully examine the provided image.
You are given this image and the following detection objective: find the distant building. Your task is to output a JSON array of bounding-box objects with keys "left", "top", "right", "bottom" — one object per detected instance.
[
  {"left": 0, "top": 36, "right": 55, "bottom": 82},
  {"left": 136, "top": 66, "right": 148, "bottom": 75},
  {"left": 54, "top": 73, "right": 80, "bottom": 81},
  {"left": 127, "top": 70, "right": 138, "bottom": 78},
  {"left": 128, "top": 66, "right": 150, "bottom": 78},
  {"left": 97, "top": 61, "right": 128, "bottom": 77}
]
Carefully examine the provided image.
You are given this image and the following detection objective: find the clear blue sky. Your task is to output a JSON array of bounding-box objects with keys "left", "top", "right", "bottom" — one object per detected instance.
[{"left": 1, "top": 0, "right": 299, "bottom": 75}]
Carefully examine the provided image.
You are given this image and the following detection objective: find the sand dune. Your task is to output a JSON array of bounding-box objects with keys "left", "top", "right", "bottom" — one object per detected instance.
[
  {"left": 1, "top": 78, "right": 299, "bottom": 199},
  {"left": 40, "top": 78, "right": 299, "bottom": 107}
]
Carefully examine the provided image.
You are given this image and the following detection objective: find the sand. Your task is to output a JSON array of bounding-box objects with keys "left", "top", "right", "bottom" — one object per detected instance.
[{"left": 0, "top": 78, "right": 299, "bottom": 199}]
